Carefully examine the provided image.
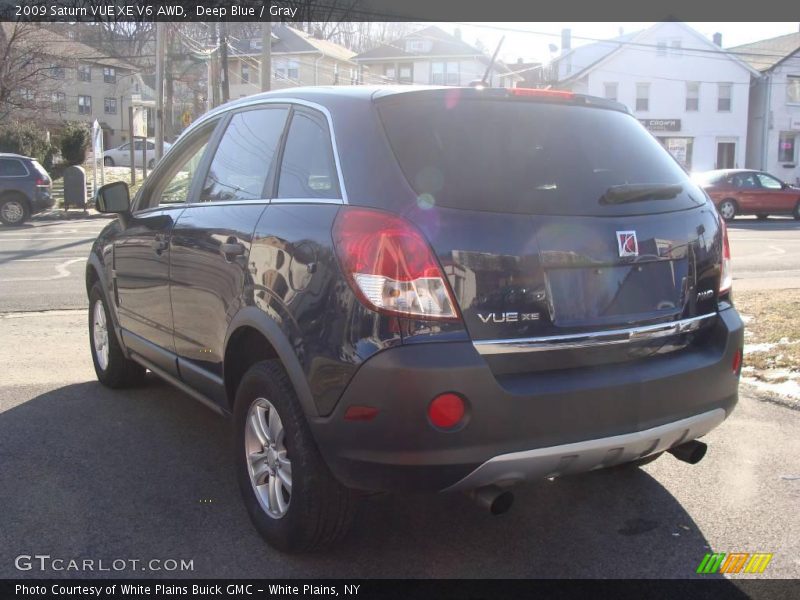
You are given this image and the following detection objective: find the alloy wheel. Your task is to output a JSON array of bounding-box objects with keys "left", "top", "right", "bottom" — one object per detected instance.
[
  {"left": 1, "top": 200, "right": 25, "bottom": 224},
  {"left": 92, "top": 300, "right": 109, "bottom": 371},
  {"left": 245, "top": 397, "right": 292, "bottom": 519}
]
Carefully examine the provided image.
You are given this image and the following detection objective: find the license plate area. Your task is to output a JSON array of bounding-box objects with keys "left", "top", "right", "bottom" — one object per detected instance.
[{"left": 546, "top": 260, "right": 687, "bottom": 327}]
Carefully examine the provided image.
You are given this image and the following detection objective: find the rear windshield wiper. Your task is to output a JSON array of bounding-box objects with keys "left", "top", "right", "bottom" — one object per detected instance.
[{"left": 599, "top": 183, "right": 683, "bottom": 205}]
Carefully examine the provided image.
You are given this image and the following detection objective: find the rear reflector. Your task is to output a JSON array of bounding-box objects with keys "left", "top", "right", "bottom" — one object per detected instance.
[
  {"left": 332, "top": 207, "right": 459, "bottom": 321},
  {"left": 509, "top": 87, "right": 575, "bottom": 100},
  {"left": 428, "top": 393, "right": 466, "bottom": 430},
  {"left": 732, "top": 348, "right": 743, "bottom": 375},
  {"left": 719, "top": 219, "right": 732, "bottom": 294},
  {"left": 344, "top": 405, "right": 379, "bottom": 421}
]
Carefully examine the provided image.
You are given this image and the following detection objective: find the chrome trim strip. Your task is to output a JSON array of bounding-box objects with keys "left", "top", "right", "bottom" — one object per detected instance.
[
  {"left": 473, "top": 312, "right": 717, "bottom": 355},
  {"left": 269, "top": 197, "right": 345, "bottom": 205},
  {"left": 188, "top": 97, "right": 348, "bottom": 204},
  {"left": 444, "top": 409, "right": 726, "bottom": 492}
]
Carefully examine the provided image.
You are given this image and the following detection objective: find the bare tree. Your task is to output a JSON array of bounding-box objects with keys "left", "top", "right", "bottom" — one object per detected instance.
[{"left": 0, "top": 23, "right": 64, "bottom": 121}]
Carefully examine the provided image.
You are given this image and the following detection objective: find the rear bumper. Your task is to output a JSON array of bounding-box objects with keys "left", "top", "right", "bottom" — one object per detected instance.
[
  {"left": 31, "top": 190, "right": 54, "bottom": 213},
  {"left": 308, "top": 307, "right": 743, "bottom": 492},
  {"left": 445, "top": 408, "right": 724, "bottom": 491}
]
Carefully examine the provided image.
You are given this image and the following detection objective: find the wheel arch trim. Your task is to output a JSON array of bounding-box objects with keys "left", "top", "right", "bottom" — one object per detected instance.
[{"left": 224, "top": 306, "right": 318, "bottom": 417}]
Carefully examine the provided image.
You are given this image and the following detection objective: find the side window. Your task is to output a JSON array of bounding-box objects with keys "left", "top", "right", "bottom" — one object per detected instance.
[
  {"left": 119, "top": 143, "right": 130, "bottom": 152},
  {"left": 136, "top": 125, "right": 215, "bottom": 210},
  {"left": 277, "top": 111, "right": 340, "bottom": 199},
  {"left": 0, "top": 159, "right": 28, "bottom": 177},
  {"left": 199, "top": 107, "right": 287, "bottom": 203},
  {"left": 756, "top": 173, "right": 783, "bottom": 190}
]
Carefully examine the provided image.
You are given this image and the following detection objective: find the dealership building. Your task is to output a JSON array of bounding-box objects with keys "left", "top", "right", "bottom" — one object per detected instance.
[{"left": 547, "top": 21, "right": 760, "bottom": 173}]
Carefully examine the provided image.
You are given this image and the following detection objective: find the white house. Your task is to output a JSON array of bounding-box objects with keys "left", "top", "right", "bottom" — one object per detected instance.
[
  {"left": 548, "top": 22, "right": 760, "bottom": 173},
  {"left": 353, "top": 26, "right": 522, "bottom": 88},
  {"left": 729, "top": 31, "right": 800, "bottom": 185}
]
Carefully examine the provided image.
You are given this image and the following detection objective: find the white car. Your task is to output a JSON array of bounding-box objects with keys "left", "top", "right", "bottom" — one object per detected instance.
[{"left": 103, "top": 139, "right": 172, "bottom": 169}]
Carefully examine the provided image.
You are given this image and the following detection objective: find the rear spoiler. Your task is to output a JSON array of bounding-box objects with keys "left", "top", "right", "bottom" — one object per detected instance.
[{"left": 372, "top": 86, "right": 631, "bottom": 115}]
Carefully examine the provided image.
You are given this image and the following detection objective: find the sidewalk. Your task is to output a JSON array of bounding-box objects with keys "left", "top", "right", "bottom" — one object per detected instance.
[{"left": 32, "top": 207, "right": 114, "bottom": 222}]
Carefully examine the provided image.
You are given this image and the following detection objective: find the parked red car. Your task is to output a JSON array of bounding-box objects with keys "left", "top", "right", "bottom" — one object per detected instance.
[{"left": 694, "top": 169, "right": 800, "bottom": 221}]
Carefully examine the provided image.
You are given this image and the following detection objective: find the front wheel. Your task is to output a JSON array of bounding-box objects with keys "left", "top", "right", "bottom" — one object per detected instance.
[
  {"left": 718, "top": 199, "right": 737, "bottom": 222},
  {"left": 793, "top": 201, "right": 800, "bottom": 220},
  {"left": 103, "top": 157, "right": 114, "bottom": 167},
  {"left": 233, "top": 360, "right": 358, "bottom": 552},
  {"left": 88, "top": 282, "right": 146, "bottom": 388}
]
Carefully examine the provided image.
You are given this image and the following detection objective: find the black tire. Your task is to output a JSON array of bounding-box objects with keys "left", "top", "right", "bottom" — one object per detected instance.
[
  {"left": 718, "top": 199, "right": 737, "bottom": 222},
  {"left": 103, "top": 157, "right": 114, "bottom": 167},
  {"left": 233, "top": 360, "right": 357, "bottom": 553},
  {"left": 0, "top": 195, "right": 30, "bottom": 226},
  {"left": 148, "top": 158, "right": 156, "bottom": 169},
  {"left": 793, "top": 201, "right": 800, "bottom": 220},
  {"left": 756, "top": 214, "right": 768, "bottom": 220},
  {"left": 88, "top": 282, "right": 146, "bottom": 388}
]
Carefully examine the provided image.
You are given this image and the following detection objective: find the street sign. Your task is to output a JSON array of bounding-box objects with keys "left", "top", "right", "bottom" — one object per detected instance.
[
  {"left": 132, "top": 106, "right": 148, "bottom": 138},
  {"left": 639, "top": 119, "right": 681, "bottom": 132}
]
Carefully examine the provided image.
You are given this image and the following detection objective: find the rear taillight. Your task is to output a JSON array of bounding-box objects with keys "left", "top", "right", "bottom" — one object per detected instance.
[
  {"left": 719, "top": 219, "right": 732, "bottom": 295},
  {"left": 35, "top": 178, "right": 50, "bottom": 187},
  {"left": 332, "top": 207, "right": 459, "bottom": 321}
]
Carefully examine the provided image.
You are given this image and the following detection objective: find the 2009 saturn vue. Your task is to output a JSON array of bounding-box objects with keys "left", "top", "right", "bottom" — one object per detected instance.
[{"left": 86, "top": 86, "right": 743, "bottom": 552}]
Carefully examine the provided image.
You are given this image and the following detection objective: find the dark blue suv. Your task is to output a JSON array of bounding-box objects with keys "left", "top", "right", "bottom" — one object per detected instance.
[
  {"left": 87, "top": 86, "right": 743, "bottom": 552},
  {"left": 0, "top": 153, "right": 53, "bottom": 225}
]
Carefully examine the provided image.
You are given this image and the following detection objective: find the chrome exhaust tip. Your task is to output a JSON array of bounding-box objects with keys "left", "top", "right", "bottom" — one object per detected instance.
[
  {"left": 668, "top": 440, "right": 708, "bottom": 465},
  {"left": 467, "top": 485, "right": 514, "bottom": 515}
]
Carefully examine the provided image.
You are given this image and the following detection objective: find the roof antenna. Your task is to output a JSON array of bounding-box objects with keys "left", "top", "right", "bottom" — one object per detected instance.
[{"left": 476, "top": 35, "right": 505, "bottom": 88}]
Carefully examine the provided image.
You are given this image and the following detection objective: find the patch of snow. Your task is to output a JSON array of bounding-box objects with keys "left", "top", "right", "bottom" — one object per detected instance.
[
  {"left": 744, "top": 343, "right": 776, "bottom": 354},
  {"left": 743, "top": 376, "right": 800, "bottom": 400},
  {"left": 740, "top": 315, "right": 754, "bottom": 324}
]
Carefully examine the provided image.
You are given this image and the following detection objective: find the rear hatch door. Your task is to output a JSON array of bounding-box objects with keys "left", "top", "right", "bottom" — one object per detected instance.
[{"left": 376, "top": 90, "right": 723, "bottom": 371}]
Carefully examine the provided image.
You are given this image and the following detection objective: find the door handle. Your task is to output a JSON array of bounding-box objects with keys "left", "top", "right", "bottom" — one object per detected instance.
[{"left": 220, "top": 241, "right": 246, "bottom": 260}]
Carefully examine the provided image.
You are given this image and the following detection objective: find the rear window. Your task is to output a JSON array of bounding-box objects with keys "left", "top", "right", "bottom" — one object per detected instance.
[
  {"left": 377, "top": 97, "right": 704, "bottom": 216},
  {"left": 29, "top": 160, "right": 50, "bottom": 180}
]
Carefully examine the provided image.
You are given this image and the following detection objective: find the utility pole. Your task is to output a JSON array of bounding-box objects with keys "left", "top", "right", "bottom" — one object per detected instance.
[
  {"left": 220, "top": 21, "right": 230, "bottom": 103},
  {"left": 209, "top": 24, "right": 220, "bottom": 109},
  {"left": 260, "top": 22, "right": 271, "bottom": 92},
  {"left": 154, "top": 22, "right": 165, "bottom": 160}
]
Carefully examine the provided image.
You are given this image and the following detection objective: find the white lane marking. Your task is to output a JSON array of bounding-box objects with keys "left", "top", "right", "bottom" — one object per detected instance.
[
  {"left": 4, "top": 257, "right": 87, "bottom": 262},
  {"left": 0, "top": 257, "right": 84, "bottom": 282},
  {"left": 0, "top": 237, "right": 93, "bottom": 242}
]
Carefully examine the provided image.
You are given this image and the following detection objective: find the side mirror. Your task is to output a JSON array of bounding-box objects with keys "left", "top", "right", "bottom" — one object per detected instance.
[{"left": 95, "top": 181, "right": 130, "bottom": 213}]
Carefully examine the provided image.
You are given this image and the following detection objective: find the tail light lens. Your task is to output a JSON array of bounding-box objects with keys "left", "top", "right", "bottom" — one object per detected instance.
[
  {"left": 719, "top": 219, "right": 732, "bottom": 295},
  {"left": 332, "top": 207, "right": 459, "bottom": 321},
  {"left": 35, "top": 178, "right": 50, "bottom": 187}
]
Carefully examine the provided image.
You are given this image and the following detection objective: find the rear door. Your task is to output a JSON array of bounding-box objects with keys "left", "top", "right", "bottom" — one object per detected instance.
[
  {"left": 113, "top": 121, "right": 216, "bottom": 374},
  {"left": 376, "top": 92, "right": 723, "bottom": 370},
  {"left": 169, "top": 105, "right": 289, "bottom": 404}
]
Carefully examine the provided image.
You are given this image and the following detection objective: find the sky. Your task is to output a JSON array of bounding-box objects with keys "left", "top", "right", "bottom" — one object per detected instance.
[{"left": 445, "top": 22, "right": 800, "bottom": 64}]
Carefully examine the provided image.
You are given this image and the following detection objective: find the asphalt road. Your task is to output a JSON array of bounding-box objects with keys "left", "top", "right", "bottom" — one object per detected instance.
[
  {"left": 726, "top": 217, "right": 800, "bottom": 291},
  {"left": 0, "top": 214, "right": 112, "bottom": 313},
  {"left": 0, "top": 311, "right": 798, "bottom": 578},
  {"left": 1, "top": 212, "right": 799, "bottom": 579}
]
